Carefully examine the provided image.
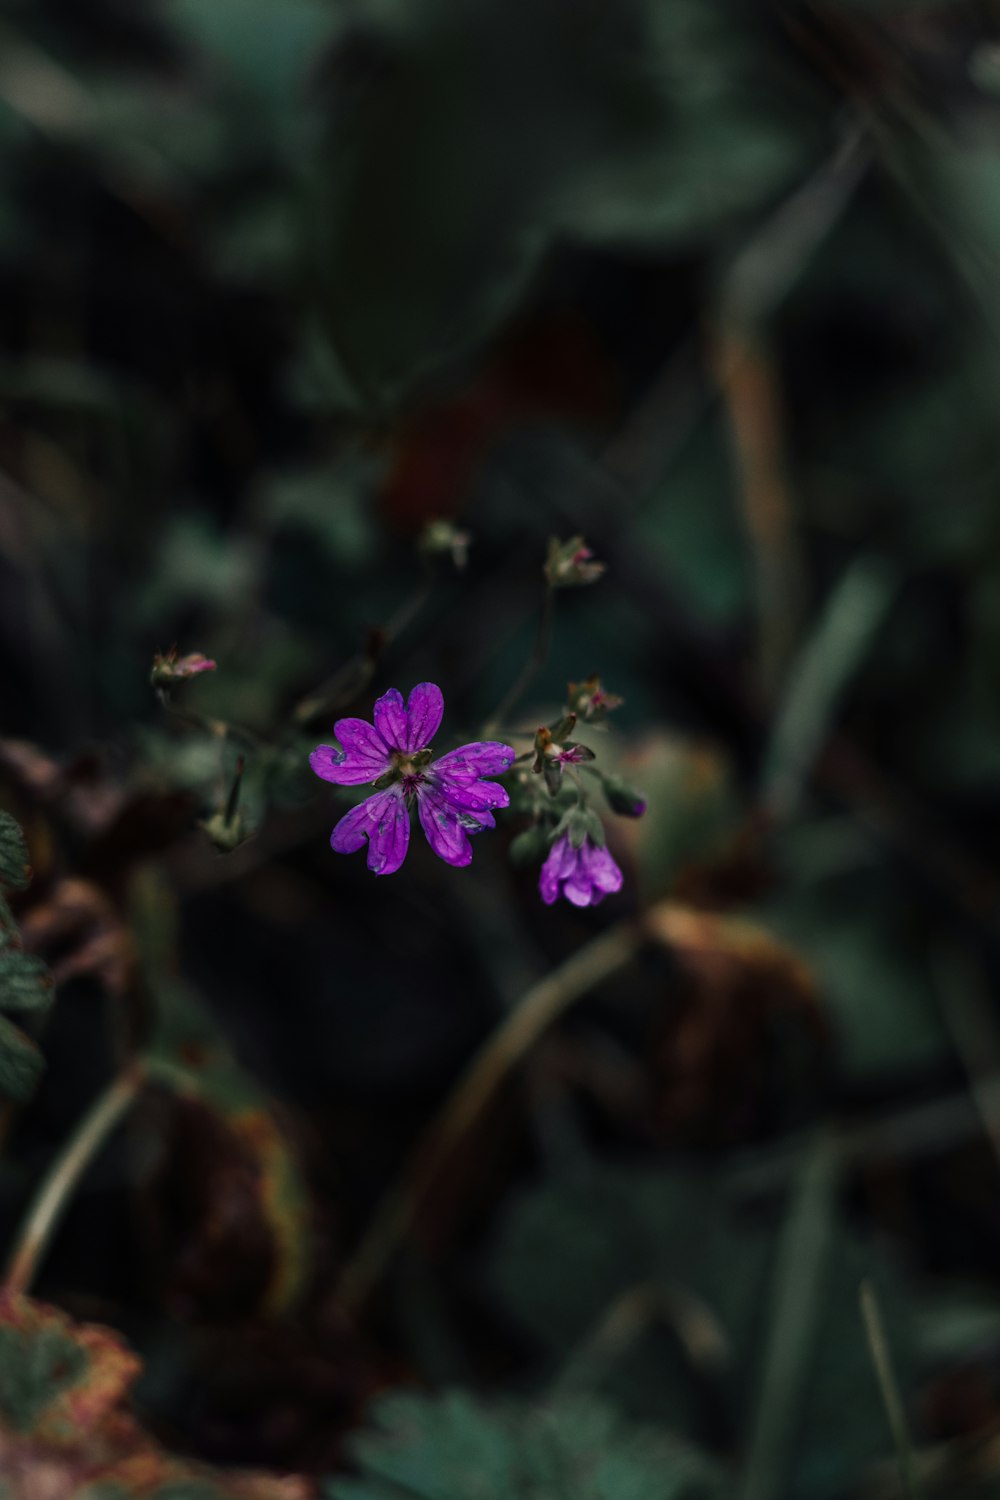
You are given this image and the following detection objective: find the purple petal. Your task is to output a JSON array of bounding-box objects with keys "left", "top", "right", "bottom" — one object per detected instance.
[
  {"left": 373, "top": 688, "right": 409, "bottom": 753},
  {"left": 564, "top": 863, "right": 598, "bottom": 906},
  {"left": 313, "top": 717, "right": 392, "bottom": 785},
  {"left": 330, "top": 792, "right": 382, "bottom": 852},
  {"left": 417, "top": 785, "right": 473, "bottom": 867},
  {"left": 401, "top": 682, "right": 444, "bottom": 752},
  {"left": 366, "top": 789, "right": 411, "bottom": 875},
  {"left": 435, "top": 775, "right": 510, "bottom": 813},
  {"left": 583, "top": 841, "right": 623, "bottom": 896},
  {"left": 433, "top": 741, "right": 515, "bottom": 780},
  {"left": 539, "top": 835, "right": 576, "bottom": 905},
  {"left": 330, "top": 787, "right": 410, "bottom": 876}
]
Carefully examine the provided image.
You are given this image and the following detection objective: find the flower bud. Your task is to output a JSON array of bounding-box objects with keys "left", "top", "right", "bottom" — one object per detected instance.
[
  {"left": 151, "top": 648, "right": 216, "bottom": 688},
  {"left": 567, "top": 675, "right": 624, "bottom": 723},
  {"left": 598, "top": 771, "right": 647, "bottom": 818},
  {"left": 199, "top": 809, "right": 248, "bottom": 853},
  {"left": 418, "top": 518, "right": 471, "bottom": 571},
  {"left": 544, "top": 536, "right": 605, "bottom": 588}
]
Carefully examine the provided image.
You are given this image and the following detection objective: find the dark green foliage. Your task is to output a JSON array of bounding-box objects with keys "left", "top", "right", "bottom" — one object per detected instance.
[
  {"left": 0, "top": 813, "right": 53, "bottom": 1102},
  {"left": 327, "top": 1391, "right": 726, "bottom": 1500},
  {"left": 0, "top": 1323, "right": 87, "bottom": 1434},
  {"left": 3, "top": 0, "right": 1000, "bottom": 1496},
  {"left": 488, "top": 1163, "right": 917, "bottom": 1500},
  {"left": 0, "top": 813, "right": 30, "bottom": 894}
]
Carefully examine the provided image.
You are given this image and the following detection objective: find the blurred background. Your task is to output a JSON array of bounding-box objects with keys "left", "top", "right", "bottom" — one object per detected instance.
[{"left": 4, "top": 0, "right": 1000, "bottom": 1496}]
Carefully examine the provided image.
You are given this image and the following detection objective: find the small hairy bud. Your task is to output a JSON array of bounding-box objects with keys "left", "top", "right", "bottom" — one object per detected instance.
[
  {"left": 544, "top": 536, "right": 605, "bottom": 588},
  {"left": 151, "top": 648, "right": 217, "bottom": 687}
]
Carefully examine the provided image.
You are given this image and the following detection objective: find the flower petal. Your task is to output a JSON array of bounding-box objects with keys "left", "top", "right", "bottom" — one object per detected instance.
[
  {"left": 433, "top": 741, "right": 515, "bottom": 780},
  {"left": 583, "top": 841, "right": 623, "bottom": 896},
  {"left": 313, "top": 718, "right": 392, "bottom": 785},
  {"left": 366, "top": 789, "right": 411, "bottom": 876},
  {"left": 539, "top": 834, "right": 576, "bottom": 905},
  {"left": 401, "top": 682, "right": 445, "bottom": 752},
  {"left": 417, "top": 785, "right": 473, "bottom": 867},
  {"left": 373, "top": 688, "right": 409, "bottom": 753},
  {"left": 330, "top": 793, "right": 382, "bottom": 852},
  {"left": 330, "top": 787, "right": 410, "bottom": 876},
  {"left": 435, "top": 775, "right": 510, "bottom": 813},
  {"left": 564, "top": 871, "right": 597, "bottom": 906}
]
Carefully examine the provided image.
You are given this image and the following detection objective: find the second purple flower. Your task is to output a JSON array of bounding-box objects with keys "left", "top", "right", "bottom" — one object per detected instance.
[{"left": 310, "top": 682, "right": 515, "bottom": 876}]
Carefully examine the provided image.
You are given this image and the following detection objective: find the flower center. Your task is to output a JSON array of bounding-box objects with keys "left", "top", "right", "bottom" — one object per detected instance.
[{"left": 390, "top": 748, "right": 434, "bottom": 800}]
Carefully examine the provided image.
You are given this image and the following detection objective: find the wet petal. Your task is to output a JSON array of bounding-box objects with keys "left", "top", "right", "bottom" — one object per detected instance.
[
  {"left": 314, "top": 717, "right": 392, "bottom": 785},
  {"left": 373, "top": 688, "right": 409, "bottom": 752},
  {"left": 330, "top": 787, "right": 409, "bottom": 875},
  {"left": 330, "top": 792, "right": 382, "bottom": 852},
  {"left": 435, "top": 775, "right": 510, "bottom": 813},
  {"left": 366, "top": 789, "right": 411, "bottom": 875},
  {"left": 417, "top": 786, "right": 472, "bottom": 867},
  {"left": 401, "top": 682, "right": 444, "bottom": 752},
  {"left": 539, "top": 835, "right": 576, "bottom": 905},
  {"left": 433, "top": 741, "right": 515, "bottom": 780}
]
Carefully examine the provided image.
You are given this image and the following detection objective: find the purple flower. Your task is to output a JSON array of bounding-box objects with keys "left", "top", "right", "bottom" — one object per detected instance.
[
  {"left": 310, "top": 683, "right": 515, "bottom": 876},
  {"left": 539, "top": 833, "right": 623, "bottom": 908}
]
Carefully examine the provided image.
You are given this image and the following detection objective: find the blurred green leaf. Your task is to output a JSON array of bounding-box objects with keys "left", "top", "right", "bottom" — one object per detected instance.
[
  {"left": 0, "top": 950, "right": 54, "bottom": 1014},
  {"left": 489, "top": 1162, "right": 916, "bottom": 1500},
  {"left": 0, "top": 1016, "right": 44, "bottom": 1102},
  {"left": 0, "top": 812, "right": 30, "bottom": 894},
  {"left": 311, "top": 0, "right": 819, "bottom": 398},
  {"left": 327, "top": 1391, "right": 726, "bottom": 1500}
]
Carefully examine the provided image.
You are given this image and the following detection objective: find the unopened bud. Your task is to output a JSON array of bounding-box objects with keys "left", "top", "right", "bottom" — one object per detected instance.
[
  {"left": 151, "top": 648, "right": 217, "bottom": 688},
  {"left": 599, "top": 772, "right": 647, "bottom": 818},
  {"left": 545, "top": 536, "right": 605, "bottom": 589},
  {"left": 419, "top": 518, "right": 471, "bottom": 571},
  {"left": 568, "top": 674, "right": 623, "bottom": 723}
]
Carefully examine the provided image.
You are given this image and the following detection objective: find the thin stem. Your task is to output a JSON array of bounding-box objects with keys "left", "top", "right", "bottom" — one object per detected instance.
[
  {"left": 336, "top": 918, "right": 642, "bottom": 1316},
  {"left": 482, "top": 584, "right": 555, "bottom": 738},
  {"left": 860, "top": 1278, "right": 922, "bottom": 1500},
  {"left": 3, "top": 1061, "right": 145, "bottom": 1296},
  {"left": 293, "top": 573, "right": 433, "bottom": 729}
]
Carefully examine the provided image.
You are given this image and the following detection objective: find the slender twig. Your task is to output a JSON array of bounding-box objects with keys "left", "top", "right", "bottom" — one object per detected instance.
[
  {"left": 482, "top": 583, "right": 555, "bottom": 738},
  {"left": 3, "top": 1061, "right": 145, "bottom": 1296},
  {"left": 860, "top": 1278, "right": 922, "bottom": 1500},
  {"left": 293, "top": 573, "right": 433, "bottom": 728},
  {"left": 336, "top": 918, "right": 643, "bottom": 1315}
]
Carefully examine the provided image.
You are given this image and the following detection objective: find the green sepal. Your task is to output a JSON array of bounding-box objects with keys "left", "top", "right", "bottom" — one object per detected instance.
[{"left": 553, "top": 806, "right": 605, "bottom": 850}]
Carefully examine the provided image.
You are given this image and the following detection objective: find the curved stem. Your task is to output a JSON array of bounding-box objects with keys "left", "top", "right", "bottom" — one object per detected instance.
[
  {"left": 3, "top": 1061, "right": 145, "bottom": 1296},
  {"left": 336, "top": 918, "right": 643, "bottom": 1315},
  {"left": 482, "top": 584, "right": 554, "bottom": 738}
]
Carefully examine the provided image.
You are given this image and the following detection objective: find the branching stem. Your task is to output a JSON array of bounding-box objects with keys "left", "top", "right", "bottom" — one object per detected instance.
[
  {"left": 483, "top": 584, "right": 555, "bottom": 738},
  {"left": 336, "top": 918, "right": 642, "bottom": 1315}
]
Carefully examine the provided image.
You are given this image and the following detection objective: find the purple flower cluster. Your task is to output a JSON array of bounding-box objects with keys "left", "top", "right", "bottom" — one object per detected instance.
[
  {"left": 539, "top": 833, "right": 623, "bottom": 907},
  {"left": 310, "top": 683, "right": 514, "bottom": 876}
]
